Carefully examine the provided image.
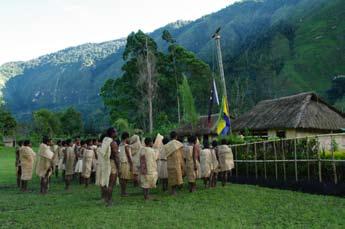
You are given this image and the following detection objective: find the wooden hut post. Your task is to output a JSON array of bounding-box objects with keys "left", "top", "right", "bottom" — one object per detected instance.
[
  {"left": 263, "top": 142, "right": 267, "bottom": 180},
  {"left": 294, "top": 139, "right": 298, "bottom": 182},
  {"left": 254, "top": 143, "right": 258, "bottom": 180},
  {"left": 281, "top": 140, "right": 286, "bottom": 181},
  {"left": 331, "top": 135, "right": 338, "bottom": 184},
  {"left": 273, "top": 141, "right": 278, "bottom": 180}
]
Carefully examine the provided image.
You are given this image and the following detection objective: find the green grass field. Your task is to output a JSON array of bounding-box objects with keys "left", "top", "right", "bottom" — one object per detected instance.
[{"left": 1, "top": 146, "right": 345, "bottom": 228}]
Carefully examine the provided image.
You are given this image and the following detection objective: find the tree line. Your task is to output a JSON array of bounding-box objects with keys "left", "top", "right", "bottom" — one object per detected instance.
[{"left": 101, "top": 30, "right": 216, "bottom": 134}]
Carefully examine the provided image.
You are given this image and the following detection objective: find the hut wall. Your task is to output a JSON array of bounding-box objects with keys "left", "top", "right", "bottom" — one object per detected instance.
[
  {"left": 268, "top": 130, "right": 276, "bottom": 137},
  {"left": 286, "top": 129, "right": 297, "bottom": 138}
]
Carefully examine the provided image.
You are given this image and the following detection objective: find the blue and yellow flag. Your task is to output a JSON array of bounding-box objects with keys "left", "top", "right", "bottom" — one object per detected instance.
[{"left": 216, "top": 96, "right": 231, "bottom": 136}]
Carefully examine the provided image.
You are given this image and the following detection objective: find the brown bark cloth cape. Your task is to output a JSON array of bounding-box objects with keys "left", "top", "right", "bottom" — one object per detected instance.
[
  {"left": 129, "top": 135, "right": 142, "bottom": 176},
  {"left": 166, "top": 140, "right": 185, "bottom": 187},
  {"left": 139, "top": 147, "right": 158, "bottom": 189},
  {"left": 19, "top": 146, "right": 36, "bottom": 180},
  {"left": 217, "top": 145, "right": 234, "bottom": 172},
  {"left": 36, "top": 143, "right": 54, "bottom": 178},
  {"left": 200, "top": 149, "right": 212, "bottom": 178},
  {"left": 82, "top": 148, "right": 95, "bottom": 178},
  {"left": 65, "top": 146, "right": 76, "bottom": 176},
  {"left": 184, "top": 145, "right": 198, "bottom": 182},
  {"left": 210, "top": 148, "right": 219, "bottom": 173},
  {"left": 99, "top": 137, "right": 113, "bottom": 187},
  {"left": 119, "top": 143, "right": 132, "bottom": 180}
]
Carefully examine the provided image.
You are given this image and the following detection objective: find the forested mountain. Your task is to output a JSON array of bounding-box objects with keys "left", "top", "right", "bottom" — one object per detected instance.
[{"left": 0, "top": 0, "right": 344, "bottom": 129}]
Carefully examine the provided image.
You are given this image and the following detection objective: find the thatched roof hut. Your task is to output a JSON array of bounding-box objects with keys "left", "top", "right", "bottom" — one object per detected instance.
[
  {"left": 174, "top": 114, "right": 219, "bottom": 136},
  {"left": 232, "top": 92, "right": 345, "bottom": 138}
]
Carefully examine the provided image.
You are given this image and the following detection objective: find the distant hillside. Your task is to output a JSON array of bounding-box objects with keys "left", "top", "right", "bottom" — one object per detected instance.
[{"left": 1, "top": 0, "right": 344, "bottom": 126}]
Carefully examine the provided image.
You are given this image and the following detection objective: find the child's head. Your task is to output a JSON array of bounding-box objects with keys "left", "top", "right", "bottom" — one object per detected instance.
[{"left": 144, "top": 137, "right": 153, "bottom": 147}]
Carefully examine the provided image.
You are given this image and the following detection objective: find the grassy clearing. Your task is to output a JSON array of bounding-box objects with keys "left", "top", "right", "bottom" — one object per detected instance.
[{"left": 1, "top": 146, "right": 345, "bottom": 228}]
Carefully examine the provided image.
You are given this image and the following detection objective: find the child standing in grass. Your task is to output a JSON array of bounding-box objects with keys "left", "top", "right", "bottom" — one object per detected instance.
[
  {"left": 217, "top": 139, "right": 234, "bottom": 187},
  {"left": 119, "top": 132, "right": 133, "bottom": 197},
  {"left": 64, "top": 139, "right": 75, "bottom": 190},
  {"left": 139, "top": 137, "right": 158, "bottom": 200},
  {"left": 82, "top": 139, "right": 95, "bottom": 188},
  {"left": 200, "top": 141, "right": 212, "bottom": 188},
  {"left": 210, "top": 140, "right": 219, "bottom": 187},
  {"left": 19, "top": 140, "right": 36, "bottom": 192},
  {"left": 36, "top": 136, "right": 54, "bottom": 194}
]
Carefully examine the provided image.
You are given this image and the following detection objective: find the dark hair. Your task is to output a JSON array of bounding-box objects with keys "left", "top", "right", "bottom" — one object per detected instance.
[
  {"left": 144, "top": 137, "right": 153, "bottom": 146},
  {"left": 62, "top": 141, "right": 66, "bottom": 146},
  {"left": 85, "top": 139, "right": 92, "bottom": 145},
  {"left": 211, "top": 140, "right": 218, "bottom": 148},
  {"left": 57, "top": 140, "right": 62, "bottom": 144},
  {"left": 121, "top": 132, "right": 130, "bottom": 141},
  {"left": 221, "top": 139, "right": 228, "bottom": 145},
  {"left": 170, "top": 131, "right": 177, "bottom": 139},
  {"left": 66, "top": 139, "right": 72, "bottom": 145},
  {"left": 42, "top": 136, "right": 51, "bottom": 145},
  {"left": 203, "top": 141, "right": 210, "bottom": 149},
  {"left": 188, "top": 135, "right": 196, "bottom": 144},
  {"left": 18, "top": 140, "right": 23, "bottom": 146},
  {"left": 23, "top": 140, "right": 31, "bottom": 146},
  {"left": 99, "top": 134, "right": 106, "bottom": 142},
  {"left": 163, "top": 137, "right": 169, "bottom": 145},
  {"left": 106, "top": 127, "right": 116, "bottom": 137}
]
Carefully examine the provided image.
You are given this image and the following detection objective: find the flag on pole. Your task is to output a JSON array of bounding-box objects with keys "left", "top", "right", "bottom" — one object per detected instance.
[
  {"left": 216, "top": 95, "right": 231, "bottom": 136},
  {"left": 208, "top": 79, "right": 220, "bottom": 127}
]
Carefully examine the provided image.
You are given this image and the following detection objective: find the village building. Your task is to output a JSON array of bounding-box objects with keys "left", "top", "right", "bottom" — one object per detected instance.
[
  {"left": 174, "top": 114, "right": 219, "bottom": 137},
  {"left": 232, "top": 92, "right": 345, "bottom": 138}
]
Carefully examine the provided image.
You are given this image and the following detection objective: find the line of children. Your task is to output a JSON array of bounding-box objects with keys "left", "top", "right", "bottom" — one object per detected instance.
[{"left": 15, "top": 129, "right": 235, "bottom": 205}]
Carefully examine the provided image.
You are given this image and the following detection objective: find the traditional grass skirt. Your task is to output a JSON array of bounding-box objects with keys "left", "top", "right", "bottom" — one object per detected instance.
[
  {"left": 74, "top": 159, "right": 83, "bottom": 173},
  {"left": 120, "top": 162, "right": 132, "bottom": 180},
  {"left": 140, "top": 173, "right": 158, "bottom": 189}
]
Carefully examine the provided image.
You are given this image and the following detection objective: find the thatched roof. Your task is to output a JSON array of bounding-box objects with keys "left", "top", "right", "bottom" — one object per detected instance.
[
  {"left": 174, "top": 114, "right": 219, "bottom": 136},
  {"left": 233, "top": 92, "right": 345, "bottom": 131}
]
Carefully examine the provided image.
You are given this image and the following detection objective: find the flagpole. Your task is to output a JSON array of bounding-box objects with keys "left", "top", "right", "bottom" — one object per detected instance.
[
  {"left": 213, "top": 28, "right": 231, "bottom": 134},
  {"left": 214, "top": 33, "right": 228, "bottom": 102}
]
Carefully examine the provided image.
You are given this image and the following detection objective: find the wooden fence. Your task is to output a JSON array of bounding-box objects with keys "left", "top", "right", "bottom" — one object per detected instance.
[{"left": 230, "top": 133, "right": 345, "bottom": 184}]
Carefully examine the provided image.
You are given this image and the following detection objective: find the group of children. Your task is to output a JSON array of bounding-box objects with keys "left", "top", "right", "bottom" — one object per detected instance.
[{"left": 15, "top": 128, "right": 235, "bottom": 205}]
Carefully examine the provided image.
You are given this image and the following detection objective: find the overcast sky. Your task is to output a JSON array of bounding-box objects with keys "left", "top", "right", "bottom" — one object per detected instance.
[{"left": 0, "top": 0, "right": 238, "bottom": 65}]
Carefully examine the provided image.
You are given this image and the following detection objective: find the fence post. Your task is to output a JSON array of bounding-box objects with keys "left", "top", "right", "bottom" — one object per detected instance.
[
  {"left": 281, "top": 140, "right": 286, "bottom": 181},
  {"left": 263, "top": 142, "right": 267, "bottom": 180},
  {"left": 273, "top": 141, "right": 278, "bottom": 180},
  {"left": 235, "top": 146, "right": 238, "bottom": 177},
  {"left": 331, "top": 135, "right": 338, "bottom": 184},
  {"left": 254, "top": 143, "right": 258, "bottom": 180},
  {"left": 318, "top": 147, "right": 322, "bottom": 183},
  {"left": 246, "top": 144, "right": 249, "bottom": 178},
  {"left": 306, "top": 137, "right": 310, "bottom": 181},
  {"left": 294, "top": 139, "right": 298, "bottom": 182}
]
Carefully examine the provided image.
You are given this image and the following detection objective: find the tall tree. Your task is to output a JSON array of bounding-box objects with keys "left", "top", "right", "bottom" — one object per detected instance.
[
  {"left": 0, "top": 107, "right": 17, "bottom": 136},
  {"left": 59, "top": 107, "right": 83, "bottom": 136},
  {"left": 136, "top": 37, "right": 158, "bottom": 133},
  {"left": 179, "top": 75, "right": 198, "bottom": 125},
  {"left": 162, "top": 30, "right": 181, "bottom": 123},
  {"left": 33, "top": 109, "right": 61, "bottom": 137}
]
